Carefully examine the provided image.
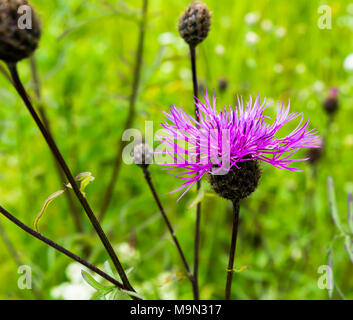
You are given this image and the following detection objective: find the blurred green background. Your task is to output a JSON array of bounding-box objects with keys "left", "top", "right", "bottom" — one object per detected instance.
[{"left": 0, "top": 0, "right": 353, "bottom": 300}]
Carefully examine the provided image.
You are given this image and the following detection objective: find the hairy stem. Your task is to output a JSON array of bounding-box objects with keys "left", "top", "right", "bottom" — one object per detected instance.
[
  {"left": 29, "top": 55, "right": 83, "bottom": 233},
  {"left": 142, "top": 166, "right": 194, "bottom": 281},
  {"left": 7, "top": 62, "right": 135, "bottom": 293},
  {"left": 0, "top": 206, "right": 142, "bottom": 300},
  {"left": 189, "top": 44, "right": 201, "bottom": 300},
  {"left": 99, "top": 0, "right": 148, "bottom": 221},
  {"left": 225, "top": 200, "right": 240, "bottom": 300}
]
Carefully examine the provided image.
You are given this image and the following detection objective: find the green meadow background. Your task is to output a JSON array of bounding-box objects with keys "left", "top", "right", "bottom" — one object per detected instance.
[{"left": 0, "top": 0, "right": 353, "bottom": 299}]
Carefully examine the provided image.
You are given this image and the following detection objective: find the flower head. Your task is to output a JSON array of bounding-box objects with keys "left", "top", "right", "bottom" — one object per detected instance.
[
  {"left": 0, "top": 0, "right": 41, "bottom": 63},
  {"left": 158, "top": 91, "right": 321, "bottom": 199}
]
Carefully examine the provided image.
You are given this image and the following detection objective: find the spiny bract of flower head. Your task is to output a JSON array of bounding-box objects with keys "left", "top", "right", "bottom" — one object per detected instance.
[{"left": 157, "top": 91, "right": 321, "bottom": 199}]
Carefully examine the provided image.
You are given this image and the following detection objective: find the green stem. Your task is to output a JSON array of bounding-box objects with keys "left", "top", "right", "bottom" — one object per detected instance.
[{"left": 225, "top": 200, "right": 240, "bottom": 300}]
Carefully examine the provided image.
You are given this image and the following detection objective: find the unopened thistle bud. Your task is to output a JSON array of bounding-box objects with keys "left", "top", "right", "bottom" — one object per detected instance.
[
  {"left": 178, "top": 1, "right": 211, "bottom": 47},
  {"left": 133, "top": 143, "right": 153, "bottom": 168},
  {"left": 209, "top": 160, "right": 261, "bottom": 201},
  {"left": 306, "top": 147, "right": 323, "bottom": 165},
  {"left": 0, "top": 0, "right": 41, "bottom": 63},
  {"left": 218, "top": 76, "right": 228, "bottom": 93},
  {"left": 323, "top": 87, "right": 339, "bottom": 116}
]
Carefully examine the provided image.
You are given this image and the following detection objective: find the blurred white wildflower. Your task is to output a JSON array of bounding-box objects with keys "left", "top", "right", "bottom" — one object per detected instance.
[
  {"left": 273, "top": 63, "right": 283, "bottom": 73},
  {"left": 344, "top": 53, "right": 353, "bottom": 71},
  {"left": 291, "top": 247, "right": 302, "bottom": 261},
  {"left": 161, "top": 61, "right": 174, "bottom": 74},
  {"left": 345, "top": 182, "right": 353, "bottom": 194},
  {"left": 312, "top": 81, "right": 325, "bottom": 93},
  {"left": 115, "top": 242, "right": 140, "bottom": 264},
  {"left": 261, "top": 19, "right": 273, "bottom": 32},
  {"left": 156, "top": 272, "right": 178, "bottom": 300},
  {"left": 50, "top": 263, "right": 95, "bottom": 300},
  {"left": 244, "top": 12, "right": 260, "bottom": 26},
  {"left": 215, "top": 44, "right": 225, "bottom": 55},
  {"left": 179, "top": 68, "right": 191, "bottom": 81},
  {"left": 298, "top": 89, "right": 309, "bottom": 100},
  {"left": 158, "top": 32, "right": 177, "bottom": 46},
  {"left": 275, "top": 26, "right": 287, "bottom": 38},
  {"left": 344, "top": 134, "right": 353, "bottom": 147},
  {"left": 246, "top": 58, "right": 257, "bottom": 68},
  {"left": 245, "top": 31, "right": 259, "bottom": 45},
  {"left": 296, "top": 64, "right": 306, "bottom": 74}
]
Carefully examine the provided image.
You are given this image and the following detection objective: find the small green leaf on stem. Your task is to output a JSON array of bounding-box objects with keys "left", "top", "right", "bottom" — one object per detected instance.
[
  {"left": 74, "top": 172, "right": 95, "bottom": 197},
  {"left": 103, "top": 260, "right": 115, "bottom": 278},
  {"left": 188, "top": 188, "right": 205, "bottom": 210},
  {"left": 34, "top": 190, "right": 65, "bottom": 232},
  {"left": 81, "top": 270, "right": 108, "bottom": 291}
]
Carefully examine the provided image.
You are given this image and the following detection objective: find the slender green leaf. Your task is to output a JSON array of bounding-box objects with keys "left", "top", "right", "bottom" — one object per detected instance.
[
  {"left": 103, "top": 261, "right": 115, "bottom": 278},
  {"left": 34, "top": 190, "right": 65, "bottom": 232},
  {"left": 81, "top": 270, "right": 107, "bottom": 291},
  {"left": 188, "top": 188, "right": 205, "bottom": 210}
]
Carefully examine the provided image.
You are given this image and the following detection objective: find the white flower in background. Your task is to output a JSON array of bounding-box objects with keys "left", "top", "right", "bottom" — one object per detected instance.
[
  {"left": 158, "top": 32, "right": 176, "bottom": 46},
  {"left": 246, "top": 58, "right": 257, "bottom": 68},
  {"left": 245, "top": 31, "right": 259, "bottom": 45},
  {"left": 215, "top": 44, "right": 225, "bottom": 55},
  {"left": 296, "top": 63, "right": 306, "bottom": 74},
  {"left": 344, "top": 134, "right": 353, "bottom": 147},
  {"left": 273, "top": 63, "right": 283, "bottom": 73},
  {"left": 161, "top": 61, "right": 174, "bottom": 74},
  {"left": 345, "top": 182, "right": 353, "bottom": 194},
  {"left": 261, "top": 19, "right": 273, "bottom": 32},
  {"left": 50, "top": 263, "right": 95, "bottom": 300},
  {"left": 179, "top": 68, "right": 191, "bottom": 81},
  {"left": 244, "top": 12, "right": 260, "bottom": 26},
  {"left": 291, "top": 247, "right": 302, "bottom": 260},
  {"left": 344, "top": 53, "right": 353, "bottom": 71},
  {"left": 312, "top": 81, "right": 325, "bottom": 93},
  {"left": 116, "top": 242, "right": 140, "bottom": 263},
  {"left": 275, "top": 26, "right": 287, "bottom": 38},
  {"left": 156, "top": 272, "right": 178, "bottom": 300}
]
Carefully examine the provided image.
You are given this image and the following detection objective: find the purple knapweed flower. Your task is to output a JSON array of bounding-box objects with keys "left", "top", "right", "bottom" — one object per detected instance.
[{"left": 157, "top": 91, "right": 321, "bottom": 199}]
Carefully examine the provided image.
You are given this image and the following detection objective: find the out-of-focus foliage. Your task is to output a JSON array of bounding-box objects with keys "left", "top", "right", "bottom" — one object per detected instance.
[{"left": 0, "top": 0, "right": 353, "bottom": 299}]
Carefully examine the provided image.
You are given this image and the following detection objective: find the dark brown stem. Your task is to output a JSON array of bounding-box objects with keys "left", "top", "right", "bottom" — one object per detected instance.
[
  {"left": 189, "top": 44, "right": 201, "bottom": 300},
  {"left": 225, "top": 200, "right": 240, "bottom": 300},
  {"left": 0, "top": 206, "right": 139, "bottom": 296},
  {"left": 29, "top": 55, "right": 83, "bottom": 233},
  {"left": 6, "top": 62, "right": 135, "bottom": 293},
  {"left": 142, "top": 166, "right": 193, "bottom": 280},
  {"left": 99, "top": 0, "right": 148, "bottom": 221}
]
